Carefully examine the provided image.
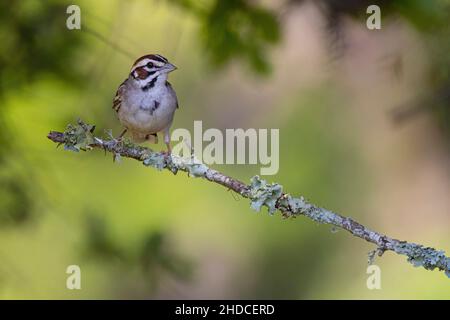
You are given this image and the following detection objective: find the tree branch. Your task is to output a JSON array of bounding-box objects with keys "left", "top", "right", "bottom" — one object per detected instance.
[{"left": 47, "top": 120, "right": 450, "bottom": 278}]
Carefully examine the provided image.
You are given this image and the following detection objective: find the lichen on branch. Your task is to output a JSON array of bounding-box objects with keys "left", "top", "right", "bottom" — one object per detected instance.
[{"left": 47, "top": 120, "right": 450, "bottom": 278}]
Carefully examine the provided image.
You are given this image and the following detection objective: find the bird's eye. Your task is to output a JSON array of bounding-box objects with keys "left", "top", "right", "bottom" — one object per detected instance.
[{"left": 146, "top": 62, "right": 154, "bottom": 68}]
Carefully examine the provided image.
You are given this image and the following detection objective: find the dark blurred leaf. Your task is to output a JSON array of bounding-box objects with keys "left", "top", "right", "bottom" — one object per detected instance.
[
  {"left": 0, "top": 0, "right": 83, "bottom": 94},
  {"left": 290, "top": 0, "right": 450, "bottom": 141},
  {"left": 140, "top": 231, "right": 192, "bottom": 281},
  {"left": 0, "top": 1, "right": 85, "bottom": 215},
  {"left": 169, "top": 0, "right": 280, "bottom": 74},
  {"left": 83, "top": 213, "right": 191, "bottom": 293},
  {"left": 83, "top": 214, "right": 124, "bottom": 261},
  {"left": 393, "top": 0, "right": 448, "bottom": 31},
  {"left": 0, "top": 178, "right": 32, "bottom": 226}
]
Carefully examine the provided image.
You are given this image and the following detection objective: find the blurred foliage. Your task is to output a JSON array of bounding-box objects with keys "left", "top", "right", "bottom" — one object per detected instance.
[
  {"left": 168, "top": 0, "right": 280, "bottom": 74},
  {"left": 291, "top": 0, "right": 448, "bottom": 32},
  {"left": 83, "top": 214, "right": 191, "bottom": 293},
  {"left": 0, "top": 178, "right": 31, "bottom": 225},
  {"left": 290, "top": 0, "right": 450, "bottom": 140},
  {"left": 380, "top": 0, "right": 450, "bottom": 139},
  {"left": 0, "top": 0, "right": 82, "bottom": 227},
  {"left": 83, "top": 214, "right": 125, "bottom": 261},
  {"left": 0, "top": 0, "right": 82, "bottom": 95}
]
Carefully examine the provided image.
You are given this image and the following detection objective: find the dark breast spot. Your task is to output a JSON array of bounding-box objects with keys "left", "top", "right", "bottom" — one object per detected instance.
[
  {"left": 150, "top": 101, "right": 160, "bottom": 115},
  {"left": 142, "top": 76, "right": 158, "bottom": 91},
  {"left": 142, "top": 100, "right": 160, "bottom": 115}
]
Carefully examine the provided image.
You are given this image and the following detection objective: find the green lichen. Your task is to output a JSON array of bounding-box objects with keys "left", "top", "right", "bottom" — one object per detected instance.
[
  {"left": 186, "top": 162, "right": 208, "bottom": 177},
  {"left": 113, "top": 153, "right": 122, "bottom": 163},
  {"left": 367, "top": 248, "right": 385, "bottom": 265},
  {"left": 276, "top": 194, "right": 338, "bottom": 224},
  {"left": 393, "top": 242, "right": 450, "bottom": 277},
  {"left": 63, "top": 119, "right": 95, "bottom": 152},
  {"left": 248, "top": 176, "right": 283, "bottom": 214},
  {"left": 142, "top": 152, "right": 209, "bottom": 178},
  {"left": 368, "top": 250, "right": 377, "bottom": 265},
  {"left": 142, "top": 153, "right": 166, "bottom": 171},
  {"left": 277, "top": 195, "right": 310, "bottom": 216},
  {"left": 168, "top": 155, "right": 208, "bottom": 178}
]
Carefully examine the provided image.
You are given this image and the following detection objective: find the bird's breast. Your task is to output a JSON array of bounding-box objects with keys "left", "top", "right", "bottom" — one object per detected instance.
[{"left": 118, "top": 85, "right": 176, "bottom": 133}]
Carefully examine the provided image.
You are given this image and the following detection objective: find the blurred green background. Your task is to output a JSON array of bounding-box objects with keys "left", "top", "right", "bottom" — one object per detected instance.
[{"left": 0, "top": 0, "right": 449, "bottom": 299}]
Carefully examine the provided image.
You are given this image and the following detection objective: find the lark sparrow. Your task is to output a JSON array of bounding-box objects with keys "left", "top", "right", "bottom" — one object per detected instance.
[{"left": 113, "top": 54, "right": 178, "bottom": 153}]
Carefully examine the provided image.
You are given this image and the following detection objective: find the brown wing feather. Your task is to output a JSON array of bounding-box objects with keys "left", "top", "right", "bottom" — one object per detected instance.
[{"left": 113, "top": 79, "right": 127, "bottom": 112}]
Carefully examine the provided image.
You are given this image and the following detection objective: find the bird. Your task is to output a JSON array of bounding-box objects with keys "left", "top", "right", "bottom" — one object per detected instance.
[{"left": 112, "top": 54, "right": 179, "bottom": 153}]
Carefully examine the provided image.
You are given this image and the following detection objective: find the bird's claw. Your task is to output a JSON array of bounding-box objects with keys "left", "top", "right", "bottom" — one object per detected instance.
[
  {"left": 161, "top": 150, "right": 171, "bottom": 157},
  {"left": 113, "top": 137, "right": 123, "bottom": 144},
  {"left": 160, "top": 150, "right": 172, "bottom": 162}
]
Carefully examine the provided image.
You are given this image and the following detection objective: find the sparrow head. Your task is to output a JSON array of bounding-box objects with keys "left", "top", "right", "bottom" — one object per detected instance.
[{"left": 130, "top": 54, "right": 177, "bottom": 84}]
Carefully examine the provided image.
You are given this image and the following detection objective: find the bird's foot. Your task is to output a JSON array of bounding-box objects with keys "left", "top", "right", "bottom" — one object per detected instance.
[
  {"left": 161, "top": 143, "right": 172, "bottom": 160},
  {"left": 114, "top": 136, "right": 124, "bottom": 144},
  {"left": 160, "top": 150, "right": 171, "bottom": 160},
  {"left": 112, "top": 129, "right": 128, "bottom": 145},
  {"left": 104, "top": 129, "right": 126, "bottom": 147},
  {"left": 145, "top": 133, "right": 158, "bottom": 144}
]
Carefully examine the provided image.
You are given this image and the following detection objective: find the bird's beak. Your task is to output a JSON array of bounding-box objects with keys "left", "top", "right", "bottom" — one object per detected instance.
[{"left": 164, "top": 63, "right": 177, "bottom": 72}]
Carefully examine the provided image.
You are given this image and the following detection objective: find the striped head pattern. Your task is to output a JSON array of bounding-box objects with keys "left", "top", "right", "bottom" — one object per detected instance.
[{"left": 130, "top": 54, "right": 177, "bottom": 86}]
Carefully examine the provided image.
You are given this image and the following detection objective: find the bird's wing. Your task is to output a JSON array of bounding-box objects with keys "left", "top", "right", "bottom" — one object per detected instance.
[
  {"left": 166, "top": 81, "right": 179, "bottom": 109},
  {"left": 113, "top": 79, "right": 127, "bottom": 112}
]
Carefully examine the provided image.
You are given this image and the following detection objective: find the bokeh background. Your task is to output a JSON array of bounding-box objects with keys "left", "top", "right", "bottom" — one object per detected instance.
[{"left": 0, "top": 0, "right": 449, "bottom": 299}]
